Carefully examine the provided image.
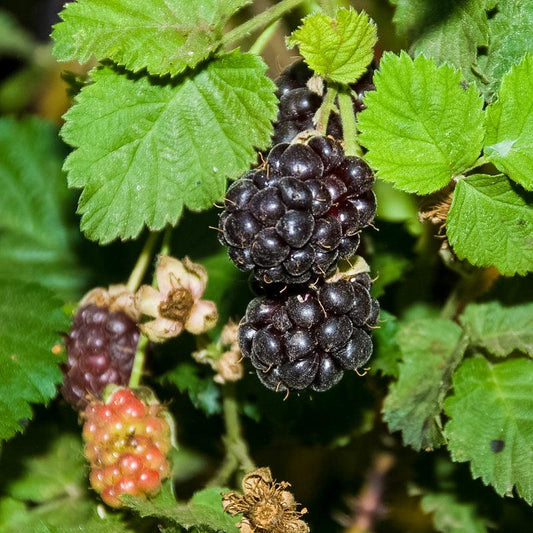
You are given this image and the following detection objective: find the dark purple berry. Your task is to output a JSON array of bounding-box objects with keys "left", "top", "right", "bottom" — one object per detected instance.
[
  {"left": 276, "top": 210, "right": 314, "bottom": 248},
  {"left": 278, "top": 144, "right": 324, "bottom": 180}
]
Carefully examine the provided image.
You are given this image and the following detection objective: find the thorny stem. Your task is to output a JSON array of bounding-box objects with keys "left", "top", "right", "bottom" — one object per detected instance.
[
  {"left": 315, "top": 86, "right": 338, "bottom": 134},
  {"left": 221, "top": 0, "right": 307, "bottom": 48},
  {"left": 338, "top": 90, "right": 363, "bottom": 157},
  {"left": 208, "top": 383, "right": 255, "bottom": 487},
  {"left": 129, "top": 334, "right": 148, "bottom": 388},
  {"left": 249, "top": 20, "right": 281, "bottom": 55},
  {"left": 127, "top": 232, "right": 159, "bottom": 292}
]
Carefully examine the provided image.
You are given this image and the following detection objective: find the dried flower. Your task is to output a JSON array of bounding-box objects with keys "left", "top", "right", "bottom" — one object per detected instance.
[
  {"left": 79, "top": 284, "right": 139, "bottom": 320},
  {"left": 214, "top": 349, "right": 243, "bottom": 384},
  {"left": 135, "top": 255, "right": 218, "bottom": 342},
  {"left": 223, "top": 467, "right": 309, "bottom": 533}
]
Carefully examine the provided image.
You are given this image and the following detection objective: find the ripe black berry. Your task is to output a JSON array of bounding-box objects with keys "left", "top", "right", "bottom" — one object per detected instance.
[
  {"left": 239, "top": 276, "right": 379, "bottom": 392},
  {"left": 219, "top": 137, "right": 376, "bottom": 287},
  {"left": 62, "top": 305, "right": 139, "bottom": 410}
]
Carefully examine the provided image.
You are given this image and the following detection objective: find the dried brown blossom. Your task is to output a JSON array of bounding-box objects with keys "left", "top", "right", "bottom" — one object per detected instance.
[
  {"left": 79, "top": 284, "right": 139, "bottom": 320},
  {"left": 135, "top": 255, "right": 217, "bottom": 342},
  {"left": 223, "top": 467, "right": 309, "bottom": 533}
]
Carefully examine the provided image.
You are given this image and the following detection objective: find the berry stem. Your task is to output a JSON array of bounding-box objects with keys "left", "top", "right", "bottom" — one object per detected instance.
[
  {"left": 315, "top": 85, "right": 338, "bottom": 134},
  {"left": 128, "top": 334, "right": 148, "bottom": 388},
  {"left": 127, "top": 232, "right": 160, "bottom": 292},
  {"left": 248, "top": 20, "right": 281, "bottom": 55},
  {"left": 208, "top": 383, "right": 255, "bottom": 487},
  {"left": 338, "top": 90, "right": 363, "bottom": 157},
  {"left": 220, "top": 0, "right": 307, "bottom": 48},
  {"left": 159, "top": 226, "right": 173, "bottom": 257}
]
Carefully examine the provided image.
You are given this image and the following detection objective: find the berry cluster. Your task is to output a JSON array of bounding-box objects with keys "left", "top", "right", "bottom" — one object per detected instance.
[
  {"left": 239, "top": 274, "right": 378, "bottom": 392},
  {"left": 273, "top": 60, "right": 375, "bottom": 145},
  {"left": 62, "top": 304, "right": 140, "bottom": 410},
  {"left": 219, "top": 136, "right": 376, "bottom": 287},
  {"left": 83, "top": 388, "right": 171, "bottom": 508}
]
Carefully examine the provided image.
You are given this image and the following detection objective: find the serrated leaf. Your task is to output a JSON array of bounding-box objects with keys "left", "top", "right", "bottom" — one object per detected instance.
[
  {"left": 165, "top": 363, "right": 221, "bottom": 416},
  {"left": 421, "top": 492, "right": 488, "bottom": 533},
  {"left": 383, "top": 319, "right": 466, "bottom": 450},
  {"left": 369, "top": 310, "right": 401, "bottom": 377},
  {"left": 484, "top": 55, "right": 533, "bottom": 190},
  {"left": 476, "top": 0, "right": 533, "bottom": 99},
  {"left": 444, "top": 356, "right": 533, "bottom": 503},
  {"left": 390, "top": 0, "right": 490, "bottom": 82},
  {"left": 0, "top": 117, "right": 86, "bottom": 299},
  {"left": 460, "top": 302, "right": 533, "bottom": 357},
  {"left": 61, "top": 52, "right": 277, "bottom": 243},
  {"left": 288, "top": 8, "right": 377, "bottom": 84},
  {"left": 0, "top": 280, "right": 69, "bottom": 441},
  {"left": 125, "top": 485, "right": 239, "bottom": 532},
  {"left": 52, "top": 0, "right": 252, "bottom": 76},
  {"left": 447, "top": 174, "right": 533, "bottom": 275},
  {"left": 358, "top": 52, "right": 484, "bottom": 194}
]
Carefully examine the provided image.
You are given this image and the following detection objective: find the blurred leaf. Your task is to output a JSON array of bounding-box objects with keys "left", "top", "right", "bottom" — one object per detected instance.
[
  {"left": 383, "top": 319, "right": 466, "bottom": 450},
  {"left": 445, "top": 356, "right": 533, "bottom": 504},
  {"left": 484, "top": 54, "right": 533, "bottom": 190},
  {"left": 4, "top": 433, "right": 85, "bottom": 503},
  {"left": 165, "top": 363, "right": 221, "bottom": 416},
  {"left": 370, "top": 310, "right": 401, "bottom": 377},
  {"left": 53, "top": 0, "right": 251, "bottom": 76},
  {"left": 288, "top": 8, "right": 377, "bottom": 84},
  {"left": 391, "top": 0, "right": 490, "bottom": 82},
  {"left": 0, "top": 117, "right": 87, "bottom": 299},
  {"left": 61, "top": 53, "right": 277, "bottom": 243},
  {"left": 124, "top": 485, "right": 239, "bottom": 531},
  {"left": 460, "top": 301, "right": 533, "bottom": 357},
  {"left": 371, "top": 253, "right": 410, "bottom": 298},
  {"left": 0, "top": 9, "right": 35, "bottom": 58},
  {"left": 0, "top": 280, "right": 69, "bottom": 442},
  {"left": 421, "top": 492, "right": 488, "bottom": 533},
  {"left": 358, "top": 52, "right": 484, "bottom": 194},
  {"left": 447, "top": 174, "right": 533, "bottom": 275}
]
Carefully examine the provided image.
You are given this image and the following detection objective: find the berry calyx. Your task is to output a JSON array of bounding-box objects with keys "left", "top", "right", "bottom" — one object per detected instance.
[{"left": 82, "top": 387, "right": 172, "bottom": 508}]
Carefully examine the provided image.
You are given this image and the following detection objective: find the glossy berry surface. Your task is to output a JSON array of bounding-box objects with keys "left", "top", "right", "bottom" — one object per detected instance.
[
  {"left": 272, "top": 60, "right": 375, "bottom": 144},
  {"left": 219, "top": 137, "right": 376, "bottom": 287},
  {"left": 62, "top": 304, "right": 139, "bottom": 410},
  {"left": 239, "top": 276, "right": 379, "bottom": 392},
  {"left": 82, "top": 388, "right": 171, "bottom": 508}
]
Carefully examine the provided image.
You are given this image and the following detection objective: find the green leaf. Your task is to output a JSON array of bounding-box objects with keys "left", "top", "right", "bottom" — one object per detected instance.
[
  {"left": 370, "top": 253, "right": 410, "bottom": 298},
  {"left": 61, "top": 52, "right": 277, "bottom": 243},
  {"left": 421, "top": 492, "right": 488, "bottom": 533},
  {"left": 165, "top": 363, "right": 221, "bottom": 416},
  {"left": 446, "top": 174, "right": 533, "bottom": 275},
  {"left": 288, "top": 8, "right": 377, "bottom": 84},
  {"left": 476, "top": 0, "right": 533, "bottom": 99},
  {"left": 358, "top": 52, "right": 484, "bottom": 194},
  {"left": 125, "top": 485, "right": 239, "bottom": 532},
  {"left": 390, "top": 0, "right": 490, "bottom": 82},
  {"left": 0, "top": 9, "right": 35, "bottom": 58},
  {"left": 0, "top": 117, "right": 86, "bottom": 299},
  {"left": 370, "top": 310, "right": 401, "bottom": 377},
  {"left": 4, "top": 433, "right": 85, "bottom": 503},
  {"left": 484, "top": 54, "right": 533, "bottom": 190},
  {"left": 460, "top": 302, "right": 533, "bottom": 357},
  {"left": 0, "top": 280, "right": 69, "bottom": 442},
  {"left": 383, "top": 318, "right": 466, "bottom": 450},
  {"left": 52, "top": 0, "right": 252, "bottom": 76},
  {"left": 444, "top": 356, "right": 533, "bottom": 504}
]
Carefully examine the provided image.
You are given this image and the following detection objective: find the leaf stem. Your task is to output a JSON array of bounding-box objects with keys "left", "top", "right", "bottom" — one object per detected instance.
[
  {"left": 207, "top": 383, "right": 255, "bottom": 487},
  {"left": 221, "top": 0, "right": 307, "bottom": 48},
  {"left": 129, "top": 334, "right": 148, "bottom": 388},
  {"left": 315, "top": 85, "right": 338, "bottom": 134},
  {"left": 338, "top": 90, "right": 362, "bottom": 157},
  {"left": 159, "top": 226, "right": 173, "bottom": 257},
  {"left": 127, "top": 232, "right": 159, "bottom": 292}
]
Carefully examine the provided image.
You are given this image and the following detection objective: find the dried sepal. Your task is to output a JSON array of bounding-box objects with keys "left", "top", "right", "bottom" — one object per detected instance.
[
  {"left": 80, "top": 284, "right": 139, "bottom": 320},
  {"left": 223, "top": 467, "right": 309, "bottom": 533}
]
